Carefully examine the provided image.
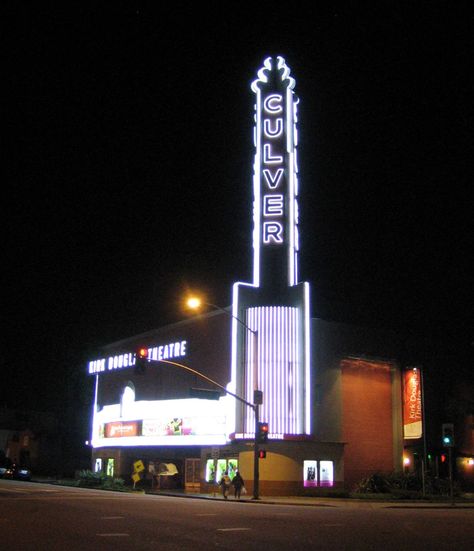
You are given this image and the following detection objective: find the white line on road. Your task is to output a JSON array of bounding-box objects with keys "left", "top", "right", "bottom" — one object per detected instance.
[
  {"left": 216, "top": 528, "right": 251, "bottom": 532},
  {"left": 97, "top": 533, "right": 130, "bottom": 537}
]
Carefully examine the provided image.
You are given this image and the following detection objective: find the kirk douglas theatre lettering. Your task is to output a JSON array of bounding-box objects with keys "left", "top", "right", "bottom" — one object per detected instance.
[{"left": 88, "top": 340, "right": 187, "bottom": 375}]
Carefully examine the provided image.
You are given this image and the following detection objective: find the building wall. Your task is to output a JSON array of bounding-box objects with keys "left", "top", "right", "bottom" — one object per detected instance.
[
  {"left": 89, "top": 315, "right": 404, "bottom": 494},
  {"left": 341, "top": 358, "right": 395, "bottom": 490},
  {"left": 96, "top": 310, "right": 232, "bottom": 408},
  {"left": 312, "top": 319, "right": 403, "bottom": 490},
  {"left": 200, "top": 441, "right": 345, "bottom": 496}
]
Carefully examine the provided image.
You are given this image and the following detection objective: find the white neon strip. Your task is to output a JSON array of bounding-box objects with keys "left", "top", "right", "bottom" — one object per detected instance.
[
  {"left": 284, "top": 84, "right": 297, "bottom": 286},
  {"left": 294, "top": 308, "right": 299, "bottom": 433},
  {"left": 251, "top": 57, "right": 272, "bottom": 93},
  {"left": 277, "top": 56, "right": 296, "bottom": 89},
  {"left": 92, "top": 434, "right": 228, "bottom": 448},
  {"left": 91, "top": 374, "right": 99, "bottom": 442},
  {"left": 253, "top": 89, "right": 262, "bottom": 286},
  {"left": 304, "top": 282, "right": 311, "bottom": 434}
]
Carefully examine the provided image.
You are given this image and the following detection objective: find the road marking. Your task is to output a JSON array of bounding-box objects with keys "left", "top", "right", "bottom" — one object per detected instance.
[
  {"left": 101, "top": 516, "right": 124, "bottom": 520},
  {"left": 217, "top": 528, "right": 251, "bottom": 532},
  {"left": 97, "top": 533, "right": 130, "bottom": 537},
  {"left": 196, "top": 513, "right": 218, "bottom": 517}
]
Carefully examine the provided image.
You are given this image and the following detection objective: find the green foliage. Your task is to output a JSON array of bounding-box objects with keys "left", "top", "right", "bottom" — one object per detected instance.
[
  {"left": 76, "top": 469, "right": 125, "bottom": 491},
  {"left": 353, "top": 471, "right": 461, "bottom": 498},
  {"left": 354, "top": 473, "right": 392, "bottom": 494}
]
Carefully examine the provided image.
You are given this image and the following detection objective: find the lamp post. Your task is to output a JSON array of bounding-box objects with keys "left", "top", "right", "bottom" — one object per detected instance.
[{"left": 186, "top": 296, "right": 262, "bottom": 500}]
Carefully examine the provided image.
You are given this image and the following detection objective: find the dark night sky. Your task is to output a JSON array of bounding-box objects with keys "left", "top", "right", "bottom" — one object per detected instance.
[{"left": 3, "top": 4, "right": 473, "bottom": 413}]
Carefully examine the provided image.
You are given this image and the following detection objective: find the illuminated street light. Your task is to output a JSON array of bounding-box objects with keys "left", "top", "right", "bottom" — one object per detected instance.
[
  {"left": 186, "top": 295, "right": 263, "bottom": 500},
  {"left": 186, "top": 297, "right": 202, "bottom": 310}
]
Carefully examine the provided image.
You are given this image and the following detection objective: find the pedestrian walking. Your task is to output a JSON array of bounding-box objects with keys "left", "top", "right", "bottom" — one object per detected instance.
[
  {"left": 231, "top": 470, "right": 245, "bottom": 499},
  {"left": 219, "top": 470, "right": 231, "bottom": 499}
]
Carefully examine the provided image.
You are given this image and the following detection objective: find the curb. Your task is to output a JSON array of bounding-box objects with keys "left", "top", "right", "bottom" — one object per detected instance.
[{"left": 146, "top": 491, "right": 474, "bottom": 508}]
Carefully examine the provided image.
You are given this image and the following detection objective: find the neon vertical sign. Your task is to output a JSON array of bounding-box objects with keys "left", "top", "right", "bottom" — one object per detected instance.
[
  {"left": 230, "top": 57, "right": 311, "bottom": 438},
  {"left": 251, "top": 56, "right": 299, "bottom": 287}
]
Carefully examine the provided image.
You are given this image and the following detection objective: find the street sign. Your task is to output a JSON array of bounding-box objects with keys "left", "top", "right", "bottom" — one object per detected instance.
[
  {"left": 190, "top": 387, "right": 221, "bottom": 400},
  {"left": 131, "top": 472, "right": 141, "bottom": 483},
  {"left": 133, "top": 460, "right": 145, "bottom": 473}
]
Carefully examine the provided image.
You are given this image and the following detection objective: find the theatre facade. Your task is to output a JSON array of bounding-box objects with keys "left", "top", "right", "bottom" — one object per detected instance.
[{"left": 87, "top": 58, "right": 417, "bottom": 495}]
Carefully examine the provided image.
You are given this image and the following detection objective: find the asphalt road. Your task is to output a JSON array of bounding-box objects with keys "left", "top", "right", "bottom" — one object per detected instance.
[{"left": 1, "top": 480, "right": 473, "bottom": 550}]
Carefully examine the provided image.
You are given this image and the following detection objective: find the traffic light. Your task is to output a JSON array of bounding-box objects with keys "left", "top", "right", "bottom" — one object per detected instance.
[
  {"left": 135, "top": 347, "right": 149, "bottom": 374},
  {"left": 258, "top": 449, "right": 266, "bottom": 459},
  {"left": 442, "top": 423, "right": 455, "bottom": 447},
  {"left": 257, "top": 422, "right": 269, "bottom": 443}
]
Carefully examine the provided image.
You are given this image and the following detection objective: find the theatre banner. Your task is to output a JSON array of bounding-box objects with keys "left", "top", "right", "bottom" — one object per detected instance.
[{"left": 403, "top": 367, "right": 423, "bottom": 439}]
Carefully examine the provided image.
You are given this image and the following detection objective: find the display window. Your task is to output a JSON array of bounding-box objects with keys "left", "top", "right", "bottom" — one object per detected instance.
[
  {"left": 106, "top": 458, "right": 115, "bottom": 477},
  {"left": 208, "top": 458, "right": 238, "bottom": 483},
  {"left": 205, "top": 459, "right": 216, "bottom": 482},
  {"left": 303, "top": 460, "right": 334, "bottom": 487}
]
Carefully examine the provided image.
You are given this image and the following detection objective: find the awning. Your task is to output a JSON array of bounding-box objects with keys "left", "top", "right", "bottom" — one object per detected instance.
[{"left": 157, "top": 463, "right": 178, "bottom": 476}]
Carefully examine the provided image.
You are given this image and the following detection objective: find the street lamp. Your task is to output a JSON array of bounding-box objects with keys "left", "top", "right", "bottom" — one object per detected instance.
[{"left": 186, "top": 295, "right": 262, "bottom": 500}]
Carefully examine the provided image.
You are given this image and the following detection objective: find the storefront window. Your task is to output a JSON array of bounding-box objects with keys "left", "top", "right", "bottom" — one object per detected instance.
[
  {"left": 227, "top": 459, "right": 238, "bottom": 480},
  {"left": 215, "top": 459, "right": 238, "bottom": 482},
  {"left": 94, "top": 458, "right": 102, "bottom": 473},
  {"left": 319, "top": 461, "right": 334, "bottom": 487},
  {"left": 106, "top": 458, "right": 115, "bottom": 477},
  {"left": 303, "top": 460, "right": 317, "bottom": 487},
  {"left": 205, "top": 459, "right": 216, "bottom": 482},
  {"left": 216, "top": 459, "right": 227, "bottom": 482},
  {"left": 303, "top": 460, "right": 334, "bottom": 487}
]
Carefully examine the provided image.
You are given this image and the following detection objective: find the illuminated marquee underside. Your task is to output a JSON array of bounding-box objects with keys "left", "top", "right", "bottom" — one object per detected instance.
[{"left": 91, "top": 397, "right": 230, "bottom": 448}]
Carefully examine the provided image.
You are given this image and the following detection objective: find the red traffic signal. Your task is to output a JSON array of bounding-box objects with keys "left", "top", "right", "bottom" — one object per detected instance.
[
  {"left": 137, "top": 347, "right": 148, "bottom": 359},
  {"left": 258, "top": 450, "right": 267, "bottom": 459},
  {"left": 257, "top": 422, "right": 269, "bottom": 443}
]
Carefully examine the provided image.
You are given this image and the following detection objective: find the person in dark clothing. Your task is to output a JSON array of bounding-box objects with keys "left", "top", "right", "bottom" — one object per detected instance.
[
  {"left": 219, "top": 471, "right": 231, "bottom": 499},
  {"left": 231, "top": 470, "right": 245, "bottom": 499}
]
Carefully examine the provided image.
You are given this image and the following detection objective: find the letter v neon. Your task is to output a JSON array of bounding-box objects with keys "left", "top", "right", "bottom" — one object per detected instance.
[{"left": 263, "top": 168, "right": 284, "bottom": 190}]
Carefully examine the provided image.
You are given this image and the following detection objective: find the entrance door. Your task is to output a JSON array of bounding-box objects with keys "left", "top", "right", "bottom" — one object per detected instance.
[{"left": 185, "top": 458, "right": 201, "bottom": 492}]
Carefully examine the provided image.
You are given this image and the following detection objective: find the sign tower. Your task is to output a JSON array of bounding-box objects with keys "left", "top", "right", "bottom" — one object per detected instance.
[{"left": 230, "top": 57, "right": 311, "bottom": 437}]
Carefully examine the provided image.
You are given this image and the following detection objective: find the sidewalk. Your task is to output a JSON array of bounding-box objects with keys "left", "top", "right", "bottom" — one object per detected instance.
[
  {"left": 147, "top": 489, "right": 474, "bottom": 509},
  {"left": 30, "top": 477, "right": 474, "bottom": 509}
]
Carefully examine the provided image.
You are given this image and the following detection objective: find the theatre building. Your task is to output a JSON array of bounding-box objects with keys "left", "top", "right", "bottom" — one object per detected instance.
[{"left": 87, "top": 57, "right": 417, "bottom": 495}]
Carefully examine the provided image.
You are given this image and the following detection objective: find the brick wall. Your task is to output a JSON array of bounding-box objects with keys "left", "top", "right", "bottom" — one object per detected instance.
[{"left": 341, "top": 359, "right": 394, "bottom": 490}]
